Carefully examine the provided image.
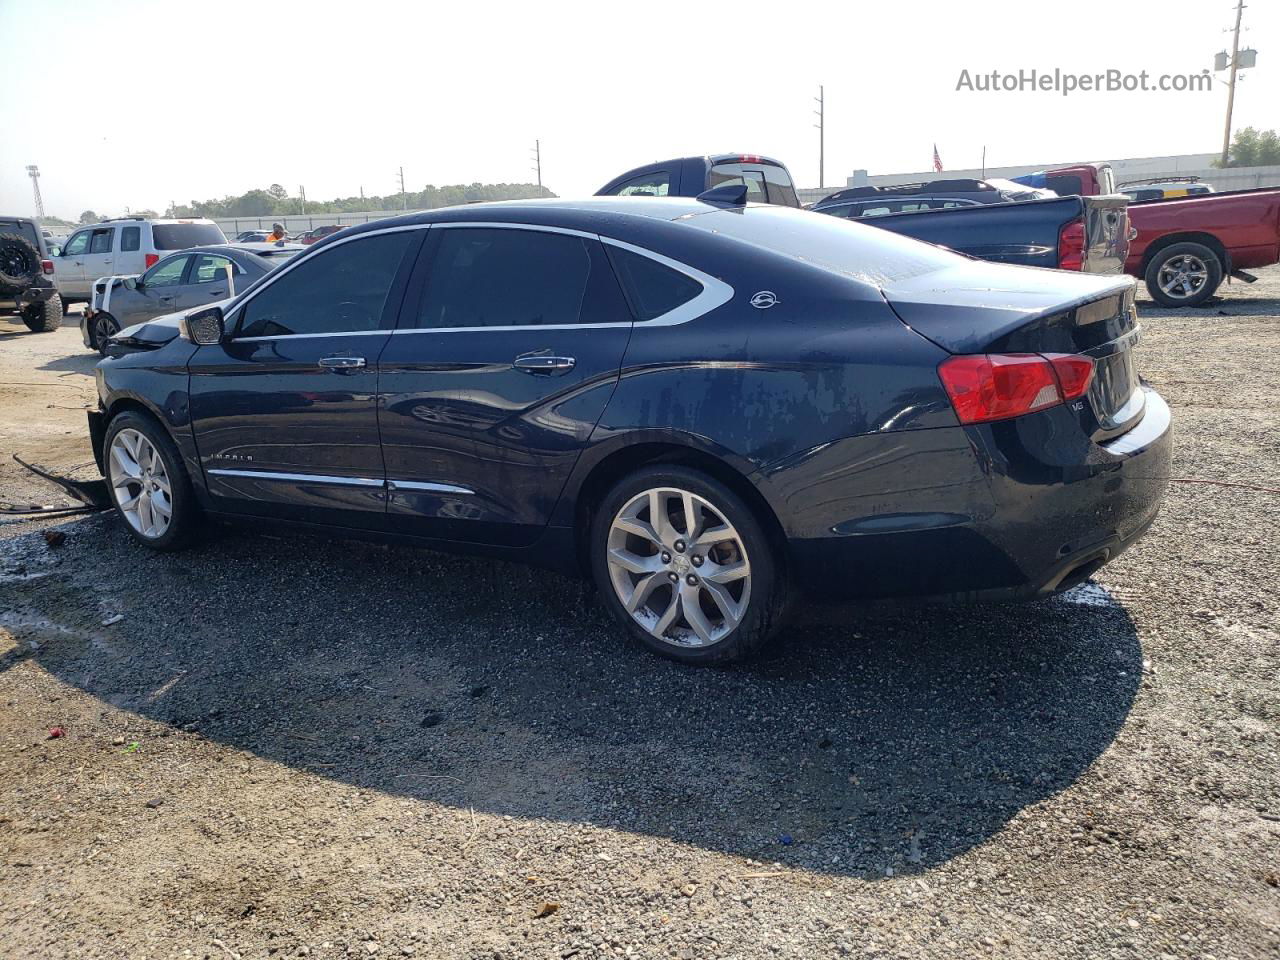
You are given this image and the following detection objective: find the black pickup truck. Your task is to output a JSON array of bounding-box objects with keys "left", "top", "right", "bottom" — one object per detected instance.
[{"left": 597, "top": 156, "right": 1130, "bottom": 275}]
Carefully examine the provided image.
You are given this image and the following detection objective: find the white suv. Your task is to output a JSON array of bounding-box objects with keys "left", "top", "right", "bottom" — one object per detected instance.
[{"left": 52, "top": 217, "right": 226, "bottom": 303}]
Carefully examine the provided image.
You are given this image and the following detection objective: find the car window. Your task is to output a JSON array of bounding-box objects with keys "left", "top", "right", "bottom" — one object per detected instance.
[
  {"left": 152, "top": 222, "right": 227, "bottom": 249},
  {"left": 191, "top": 254, "right": 238, "bottom": 283},
  {"left": 237, "top": 230, "right": 414, "bottom": 338},
  {"left": 89, "top": 228, "right": 114, "bottom": 254},
  {"left": 412, "top": 228, "right": 605, "bottom": 329},
  {"left": 121, "top": 226, "right": 141, "bottom": 252},
  {"left": 708, "top": 163, "right": 769, "bottom": 203},
  {"left": 762, "top": 165, "right": 801, "bottom": 207},
  {"left": 63, "top": 231, "right": 90, "bottom": 256},
  {"left": 606, "top": 246, "right": 702, "bottom": 321},
  {"left": 609, "top": 171, "right": 670, "bottom": 197},
  {"left": 143, "top": 255, "right": 190, "bottom": 287}
]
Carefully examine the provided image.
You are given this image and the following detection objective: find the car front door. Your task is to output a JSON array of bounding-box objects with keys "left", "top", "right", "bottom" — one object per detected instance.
[
  {"left": 81, "top": 226, "right": 118, "bottom": 286},
  {"left": 56, "top": 230, "right": 91, "bottom": 296},
  {"left": 125, "top": 254, "right": 191, "bottom": 319},
  {"left": 187, "top": 228, "right": 422, "bottom": 529},
  {"left": 377, "top": 224, "right": 633, "bottom": 546},
  {"left": 176, "top": 252, "right": 237, "bottom": 309}
]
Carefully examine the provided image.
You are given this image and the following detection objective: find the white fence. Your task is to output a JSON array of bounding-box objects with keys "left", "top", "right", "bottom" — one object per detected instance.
[{"left": 215, "top": 209, "right": 419, "bottom": 237}]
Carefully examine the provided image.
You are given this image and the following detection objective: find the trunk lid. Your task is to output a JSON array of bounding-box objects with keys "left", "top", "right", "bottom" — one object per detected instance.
[{"left": 882, "top": 261, "right": 1144, "bottom": 438}]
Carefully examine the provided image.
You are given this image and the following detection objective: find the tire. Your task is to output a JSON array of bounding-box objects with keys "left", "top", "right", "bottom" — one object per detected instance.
[
  {"left": 103, "top": 409, "right": 199, "bottom": 551},
  {"left": 0, "top": 232, "right": 41, "bottom": 297},
  {"left": 21, "top": 293, "right": 63, "bottom": 333},
  {"left": 91, "top": 311, "right": 120, "bottom": 354},
  {"left": 590, "top": 465, "right": 788, "bottom": 665},
  {"left": 1144, "top": 242, "right": 1223, "bottom": 308}
]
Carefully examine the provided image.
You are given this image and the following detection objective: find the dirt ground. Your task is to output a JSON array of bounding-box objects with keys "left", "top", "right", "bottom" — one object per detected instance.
[{"left": 1, "top": 272, "right": 1278, "bottom": 960}]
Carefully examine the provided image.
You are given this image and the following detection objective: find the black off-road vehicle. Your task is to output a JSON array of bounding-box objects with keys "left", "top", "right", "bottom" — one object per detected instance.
[{"left": 0, "top": 215, "right": 63, "bottom": 332}]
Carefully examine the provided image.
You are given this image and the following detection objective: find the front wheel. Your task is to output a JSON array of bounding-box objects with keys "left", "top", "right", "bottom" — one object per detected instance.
[
  {"left": 1144, "top": 242, "right": 1223, "bottom": 308},
  {"left": 91, "top": 311, "right": 120, "bottom": 353},
  {"left": 590, "top": 465, "right": 788, "bottom": 665},
  {"left": 104, "top": 410, "right": 199, "bottom": 550}
]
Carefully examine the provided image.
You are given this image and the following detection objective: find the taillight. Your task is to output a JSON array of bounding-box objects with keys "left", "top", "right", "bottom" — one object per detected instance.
[
  {"left": 145, "top": 253, "right": 160, "bottom": 268},
  {"left": 1058, "top": 219, "right": 1085, "bottom": 270},
  {"left": 41, "top": 259, "right": 54, "bottom": 275},
  {"left": 938, "top": 353, "right": 1094, "bottom": 425}
]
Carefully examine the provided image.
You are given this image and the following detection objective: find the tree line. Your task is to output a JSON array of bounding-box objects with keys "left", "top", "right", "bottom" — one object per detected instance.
[{"left": 1217, "top": 127, "right": 1280, "bottom": 168}]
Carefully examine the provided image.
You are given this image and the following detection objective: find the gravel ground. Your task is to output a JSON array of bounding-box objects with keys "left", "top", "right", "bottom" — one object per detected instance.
[{"left": 1, "top": 273, "right": 1278, "bottom": 960}]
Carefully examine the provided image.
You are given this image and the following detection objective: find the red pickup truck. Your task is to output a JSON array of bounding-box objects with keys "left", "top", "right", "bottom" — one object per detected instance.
[{"left": 1036, "top": 164, "right": 1280, "bottom": 306}]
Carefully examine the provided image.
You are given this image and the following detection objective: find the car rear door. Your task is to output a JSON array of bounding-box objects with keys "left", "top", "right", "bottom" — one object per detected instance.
[
  {"left": 377, "top": 223, "right": 633, "bottom": 546},
  {"left": 187, "top": 228, "right": 422, "bottom": 529},
  {"left": 176, "top": 252, "right": 238, "bottom": 309}
]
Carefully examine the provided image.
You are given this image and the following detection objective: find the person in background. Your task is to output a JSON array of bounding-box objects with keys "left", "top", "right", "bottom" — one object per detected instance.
[{"left": 266, "top": 223, "right": 287, "bottom": 244}]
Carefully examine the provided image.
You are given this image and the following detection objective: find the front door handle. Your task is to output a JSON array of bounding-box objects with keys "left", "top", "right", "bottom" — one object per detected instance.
[
  {"left": 318, "top": 356, "right": 367, "bottom": 371},
  {"left": 513, "top": 355, "right": 576, "bottom": 375}
]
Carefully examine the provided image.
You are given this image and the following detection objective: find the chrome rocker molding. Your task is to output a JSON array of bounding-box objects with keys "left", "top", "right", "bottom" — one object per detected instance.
[{"left": 207, "top": 467, "right": 474, "bottom": 496}]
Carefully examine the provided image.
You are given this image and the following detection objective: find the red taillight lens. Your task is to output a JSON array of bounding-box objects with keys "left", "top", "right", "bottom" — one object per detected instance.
[
  {"left": 1045, "top": 353, "right": 1094, "bottom": 401},
  {"left": 1058, "top": 219, "right": 1085, "bottom": 270},
  {"left": 41, "top": 259, "right": 54, "bottom": 275},
  {"left": 938, "top": 353, "right": 1093, "bottom": 424},
  {"left": 145, "top": 253, "right": 160, "bottom": 268}
]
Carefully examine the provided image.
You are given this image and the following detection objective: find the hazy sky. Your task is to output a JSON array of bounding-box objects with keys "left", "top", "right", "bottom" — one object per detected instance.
[{"left": 2, "top": 0, "right": 1276, "bottom": 219}]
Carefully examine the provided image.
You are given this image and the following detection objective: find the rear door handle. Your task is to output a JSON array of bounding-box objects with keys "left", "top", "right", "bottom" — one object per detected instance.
[
  {"left": 318, "top": 356, "right": 366, "bottom": 371},
  {"left": 513, "top": 355, "right": 576, "bottom": 375}
]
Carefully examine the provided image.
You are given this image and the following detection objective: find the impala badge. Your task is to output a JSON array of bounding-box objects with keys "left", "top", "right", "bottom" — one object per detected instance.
[{"left": 750, "top": 291, "right": 781, "bottom": 310}]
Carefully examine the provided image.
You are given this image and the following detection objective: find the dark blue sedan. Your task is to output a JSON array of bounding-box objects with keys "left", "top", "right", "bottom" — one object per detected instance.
[{"left": 87, "top": 196, "right": 1171, "bottom": 664}]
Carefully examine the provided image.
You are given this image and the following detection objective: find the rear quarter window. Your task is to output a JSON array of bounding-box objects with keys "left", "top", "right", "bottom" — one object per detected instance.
[
  {"left": 606, "top": 246, "right": 703, "bottom": 321},
  {"left": 151, "top": 222, "right": 228, "bottom": 249}
]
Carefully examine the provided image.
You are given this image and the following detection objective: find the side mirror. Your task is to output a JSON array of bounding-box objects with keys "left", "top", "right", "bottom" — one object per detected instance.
[
  {"left": 123, "top": 277, "right": 138, "bottom": 291},
  {"left": 180, "top": 305, "right": 225, "bottom": 345},
  {"left": 48, "top": 245, "right": 61, "bottom": 257}
]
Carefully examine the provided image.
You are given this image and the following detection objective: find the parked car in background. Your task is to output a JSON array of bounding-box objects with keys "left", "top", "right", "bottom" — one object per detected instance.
[
  {"left": 597, "top": 154, "right": 802, "bottom": 207},
  {"left": 1012, "top": 162, "right": 1116, "bottom": 197},
  {"left": 814, "top": 193, "right": 1131, "bottom": 274},
  {"left": 233, "top": 230, "right": 272, "bottom": 243},
  {"left": 42, "top": 228, "right": 68, "bottom": 252},
  {"left": 1119, "top": 178, "right": 1214, "bottom": 203},
  {"left": 299, "top": 224, "right": 347, "bottom": 245},
  {"left": 53, "top": 217, "right": 226, "bottom": 304},
  {"left": 81, "top": 243, "right": 303, "bottom": 351},
  {"left": 817, "top": 178, "right": 1057, "bottom": 213},
  {"left": 86, "top": 196, "right": 1169, "bottom": 665},
  {"left": 0, "top": 215, "right": 63, "bottom": 331},
  {"left": 1123, "top": 187, "right": 1280, "bottom": 306}
]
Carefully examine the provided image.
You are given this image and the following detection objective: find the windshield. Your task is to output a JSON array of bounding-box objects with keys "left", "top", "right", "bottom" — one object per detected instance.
[{"left": 152, "top": 222, "right": 227, "bottom": 250}]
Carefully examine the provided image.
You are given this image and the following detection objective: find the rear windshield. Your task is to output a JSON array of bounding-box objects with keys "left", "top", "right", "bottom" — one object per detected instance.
[
  {"left": 708, "top": 162, "right": 801, "bottom": 208},
  {"left": 0, "top": 220, "right": 41, "bottom": 248},
  {"left": 152, "top": 222, "right": 227, "bottom": 250},
  {"left": 688, "top": 205, "right": 962, "bottom": 285}
]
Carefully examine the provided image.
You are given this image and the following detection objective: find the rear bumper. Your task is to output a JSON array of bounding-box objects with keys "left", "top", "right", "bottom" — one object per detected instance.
[{"left": 788, "top": 387, "right": 1172, "bottom": 601}]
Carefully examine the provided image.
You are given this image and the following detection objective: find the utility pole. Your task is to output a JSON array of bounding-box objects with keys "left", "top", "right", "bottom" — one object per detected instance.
[
  {"left": 813, "top": 86, "right": 824, "bottom": 189},
  {"left": 1220, "top": 0, "right": 1245, "bottom": 167},
  {"left": 531, "top": 140, "right": 542, "bottom": 193},
  {"left": 299, "top": 185, "right": 307, "bottom": 215},
  {"left": 25, "top": 165, "right": 44, "bottom": 219},
  {"left": 398, "top": 166, "right": 407, "bottom": 210}
]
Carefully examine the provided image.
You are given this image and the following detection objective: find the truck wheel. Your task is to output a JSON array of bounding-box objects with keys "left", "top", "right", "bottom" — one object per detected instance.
[
  {"left": 21, "top": 294, "right": 63, "bottom": 333},
  {"left": 1144, "top": 242, "right": 1223, "bottom": 308},
  {"left": 91, "top": 311, "right": 120, "bottom": 353},
  {"left": 0, "top": 232, "right": 41, "bottom": 297}
]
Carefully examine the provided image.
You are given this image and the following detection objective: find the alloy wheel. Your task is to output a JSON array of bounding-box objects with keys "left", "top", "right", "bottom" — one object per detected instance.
[
  {"left": 1157, "top": 253, "right": 1208, "bottom": 300},
  {"left": 108, "top": 428, "right": 173, "bottom": 539},
  {"left": 606, "top": 486, "right": 751, "bottom": 648},
  {"left": 94, "top": 314, "right": 119, "bottom": 351}
]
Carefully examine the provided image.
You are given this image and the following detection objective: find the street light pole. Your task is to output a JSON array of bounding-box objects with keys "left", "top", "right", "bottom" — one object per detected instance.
[
  {"left": 813, "top": 86, "right": 824, "bottom": 189},
  {"left": 1220, "top": 0, "right": 1245, "bottom": 167},
  {"left": 531, "top": 140, "right": 542, "bottom": 194}
]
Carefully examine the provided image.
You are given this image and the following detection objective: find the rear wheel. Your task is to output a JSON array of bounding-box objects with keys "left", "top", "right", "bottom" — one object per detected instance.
[
  {"left": 104, "top": 410, "right": 199, "bottom": 550},
  {"left": 0, "top": 232, "right": 40, "bottom": 298},
  {"left": 1144, "top": 242, "right": 1223, "bottom": 307},
  {"left": 590, "top": 465, "right": 787, "bottom": 665},
  {"left": 21, "top": 294, "right": 63, "bottom": 332},
  {"left": 91, "top": 311, "right": 120, "bottom": 353}
]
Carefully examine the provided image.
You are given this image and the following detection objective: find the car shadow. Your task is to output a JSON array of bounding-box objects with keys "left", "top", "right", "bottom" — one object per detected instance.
[{"left": 1, "top": 518, "right": 1141, "bottom": 878}]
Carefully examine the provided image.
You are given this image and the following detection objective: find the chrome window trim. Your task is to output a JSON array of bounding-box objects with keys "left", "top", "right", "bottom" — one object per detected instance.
[
  {"left": 207, "top": 468, "right": 383, "bottom": 488},
  {"left": 387, "top": 479, "right": 475, "bottom": 495},
  {"left": 222, "top": 219, "right": 734, "bottom": 342}
]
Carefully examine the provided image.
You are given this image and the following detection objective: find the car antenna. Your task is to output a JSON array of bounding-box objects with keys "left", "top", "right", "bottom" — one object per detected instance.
[{"left": 695, "top": 183, "right": 749, "bottom": 207}]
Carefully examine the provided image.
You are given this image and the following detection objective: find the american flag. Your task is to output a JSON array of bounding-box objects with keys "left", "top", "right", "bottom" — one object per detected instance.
[{"left": 932, "top": 144, "right": 943, "bottom": 173}]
